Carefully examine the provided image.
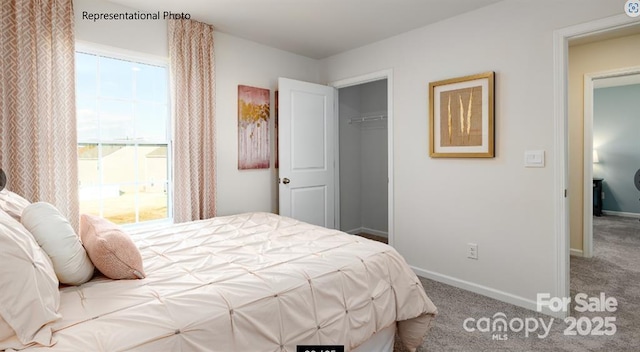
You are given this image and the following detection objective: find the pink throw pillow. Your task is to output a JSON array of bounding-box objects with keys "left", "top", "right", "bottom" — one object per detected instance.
[{"left": 79, "top": 214, "right": 145, "bottom": 280}]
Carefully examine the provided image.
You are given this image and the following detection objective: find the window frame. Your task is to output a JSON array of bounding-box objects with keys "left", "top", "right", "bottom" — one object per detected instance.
[{"left": 75, "top": 41, "right": 173, "bottom": 228}]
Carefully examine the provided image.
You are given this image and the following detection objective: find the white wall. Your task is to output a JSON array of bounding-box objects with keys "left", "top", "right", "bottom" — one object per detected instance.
[
  {"left": 214, "top": 32, "right": 321, "bottom": 216},
  {"left": 74, "top": 0, "right": 168, "bottom": 57},
  {"left": 321, "top": 0, "right": 623, "bottom": 310},
  {"left": 74, "top": 0, "right": 322, "bottom": 217}
]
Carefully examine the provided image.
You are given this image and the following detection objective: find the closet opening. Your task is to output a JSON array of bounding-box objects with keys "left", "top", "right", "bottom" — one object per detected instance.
[{"left": 337, "top": 79, "right": 389, "bottom": 243}]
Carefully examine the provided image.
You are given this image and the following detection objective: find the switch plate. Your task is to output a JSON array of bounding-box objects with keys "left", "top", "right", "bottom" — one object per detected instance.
[{"left": 524, "top": 150, "right": 545, "bottom": 168}]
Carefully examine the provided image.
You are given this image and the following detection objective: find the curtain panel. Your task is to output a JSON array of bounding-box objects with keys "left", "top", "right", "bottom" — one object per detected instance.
[
  {"left": 0, "top": 0, "right": 79, "bottom": 229},
  {"left": 168, "top": 19, "right": 216, "bottom": 222}
]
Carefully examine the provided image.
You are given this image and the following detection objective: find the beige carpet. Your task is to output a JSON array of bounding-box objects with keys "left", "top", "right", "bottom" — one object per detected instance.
[{"left": 395, "top": 215, "right": 640, "bottom": 351}]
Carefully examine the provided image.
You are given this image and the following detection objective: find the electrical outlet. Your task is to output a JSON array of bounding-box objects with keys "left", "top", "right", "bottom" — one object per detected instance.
[{"left": 467, "top": 243, "right": 478, "bottom": 260}]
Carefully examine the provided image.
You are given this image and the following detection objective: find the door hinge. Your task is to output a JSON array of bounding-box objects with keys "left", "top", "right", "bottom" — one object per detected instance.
[{"left": 564, "top": 189, "right": 567, "bottom": 198}]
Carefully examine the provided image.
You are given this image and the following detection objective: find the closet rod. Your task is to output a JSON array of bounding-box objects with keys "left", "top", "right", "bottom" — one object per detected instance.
[{"left": 348, "top": 114, "right": 387, "bottom": 124}]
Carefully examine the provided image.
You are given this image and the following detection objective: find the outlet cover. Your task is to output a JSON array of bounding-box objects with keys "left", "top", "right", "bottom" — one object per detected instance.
[{"left": 467, "top": 243, "right": 478, "bottom": 260}]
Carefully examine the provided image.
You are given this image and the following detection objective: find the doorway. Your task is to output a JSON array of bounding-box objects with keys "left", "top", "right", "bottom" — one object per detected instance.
[
  {"left": 583, "top": 69, "right": 640, "bottom": 257},
  {"left": 331, "top": 70, "right": 394, "bottom": 246},
  {"left": 554, "top": 14, "right": 640, "bottom": 316},
  {"left": 337, "top": 79, "right": 388, "bottom": 242}
]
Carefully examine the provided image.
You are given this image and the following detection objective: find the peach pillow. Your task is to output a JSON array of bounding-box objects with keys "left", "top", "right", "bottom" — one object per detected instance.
[{"left": 79, "top": 214, "right": 145, "bottom": 280}]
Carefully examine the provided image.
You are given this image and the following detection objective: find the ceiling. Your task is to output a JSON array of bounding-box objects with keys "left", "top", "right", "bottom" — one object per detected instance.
[{"left": 107, "top": 0, "right": 502, "bottom": 59}]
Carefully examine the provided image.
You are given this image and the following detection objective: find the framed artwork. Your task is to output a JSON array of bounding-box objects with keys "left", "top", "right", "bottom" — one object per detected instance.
[
  {"left": 429, "top": 71, "right": 494, "bottom": 158},
  {"left": 238, "top": 85, "right": 270, "bottom": 169}
]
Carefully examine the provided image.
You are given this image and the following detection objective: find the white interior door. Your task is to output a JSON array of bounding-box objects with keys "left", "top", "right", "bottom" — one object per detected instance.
[{"left": 278, "top": 77, "right": 336, "bottom": 228}]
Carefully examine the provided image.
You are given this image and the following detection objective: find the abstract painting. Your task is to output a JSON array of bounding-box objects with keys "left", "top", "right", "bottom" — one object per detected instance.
[
  {"left": 429, "top": 72, "right": 494, "bottom": 158},
  {"left": 274, "top": 91, "right": 279, "bottom": 169},
  {"left": 238, "top": 85, "right": 270, "bottom": 169}
]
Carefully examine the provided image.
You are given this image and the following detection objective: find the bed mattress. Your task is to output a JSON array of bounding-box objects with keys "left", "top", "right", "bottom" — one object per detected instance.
[{"left": 11, "top": 212, "right": 437, "bottom": 351}]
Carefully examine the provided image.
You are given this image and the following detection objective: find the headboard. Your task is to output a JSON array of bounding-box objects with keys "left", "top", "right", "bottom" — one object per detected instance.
[{"left": 0, "top": 168, "right": 6, "bottom": 192}]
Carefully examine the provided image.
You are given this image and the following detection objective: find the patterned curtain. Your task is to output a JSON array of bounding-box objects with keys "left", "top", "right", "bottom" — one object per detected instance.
[
  {"left": 0, "top": 0, "right": 79, "bottom": 229},
  {"left": 168, "top": 19, "right": 216, "bottom": 222}
]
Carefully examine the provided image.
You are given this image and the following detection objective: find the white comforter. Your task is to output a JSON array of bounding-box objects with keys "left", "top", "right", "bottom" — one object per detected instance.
[{"left": 16, "top": 212, "right": 437, "bottom": 351}]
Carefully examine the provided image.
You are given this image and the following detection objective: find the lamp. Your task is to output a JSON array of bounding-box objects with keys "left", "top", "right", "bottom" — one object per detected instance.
[{"left": 593, "top": 149, "right": 599, "bottom": 163}]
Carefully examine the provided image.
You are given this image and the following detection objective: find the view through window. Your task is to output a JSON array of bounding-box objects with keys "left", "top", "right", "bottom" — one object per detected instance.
[{"left": 76, "top": 50, "right": 171, "bottom": 225}]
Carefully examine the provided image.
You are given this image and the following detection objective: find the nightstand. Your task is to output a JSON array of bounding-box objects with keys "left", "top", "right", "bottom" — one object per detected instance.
[{"left": 593, "top": 178, "right": 603, "bottom": 217}]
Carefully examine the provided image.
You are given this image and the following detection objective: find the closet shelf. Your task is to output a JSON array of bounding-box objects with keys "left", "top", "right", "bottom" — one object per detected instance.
[{"left": 348, "top": 114, "right": 387, "bottom": 124}]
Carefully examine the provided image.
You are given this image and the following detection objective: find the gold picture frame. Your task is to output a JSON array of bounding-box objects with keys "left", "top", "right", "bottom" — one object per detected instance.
[{"left": 429, "top": 71, "right": 495, "bottom": 158}]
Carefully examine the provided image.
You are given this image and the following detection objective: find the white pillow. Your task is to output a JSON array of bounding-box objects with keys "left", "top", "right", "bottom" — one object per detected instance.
[
  {"left": 0, "top": 189, "right": 30, "bottom": 221},
  {"left": 0, "top": 210, "right": 60, "bottom": 348},
  {"left": 22, "top": 202, "right": 95, "bottom": 285}
]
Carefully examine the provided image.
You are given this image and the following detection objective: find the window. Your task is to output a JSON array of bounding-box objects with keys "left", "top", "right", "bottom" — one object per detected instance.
[{"left": 75, "top": 48, "right": 171, "bottom": 225}]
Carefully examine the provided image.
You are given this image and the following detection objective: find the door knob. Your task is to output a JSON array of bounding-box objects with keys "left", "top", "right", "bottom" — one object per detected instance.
[{"left": 282, "top": 178, "right": 291, "bottom": 184}]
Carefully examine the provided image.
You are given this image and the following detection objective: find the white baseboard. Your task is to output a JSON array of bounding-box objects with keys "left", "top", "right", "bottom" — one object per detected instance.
[
  {"left": 361, "top": 227, "right": 388, "bottom": 238},
  {"left": 343, "top": 227, "right": 388, "bottom": 238},
  {"left": 344, "top": 228, "right": 362, "bottom": 235},
  {"left": 411, "top": 266, "right": 567, "bottom": 319},
  {"left": 570, "top": 248, "right": 583, "bottom": 257},
  {"left": 601, "top": 210, "right": 640, "bottom": 219}
]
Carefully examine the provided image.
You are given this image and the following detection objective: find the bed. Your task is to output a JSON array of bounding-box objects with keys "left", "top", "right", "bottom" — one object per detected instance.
[{"left": 0, "top": 170, "right": 437, "bottom": 352}]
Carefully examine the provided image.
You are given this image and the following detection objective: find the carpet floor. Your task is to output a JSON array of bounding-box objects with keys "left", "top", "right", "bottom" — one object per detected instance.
[{"left": 395, "top": 215, "right": 640, "bottom": 352}]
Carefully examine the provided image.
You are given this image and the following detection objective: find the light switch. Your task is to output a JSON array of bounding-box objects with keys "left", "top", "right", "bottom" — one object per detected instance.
[{"left": 524, "top": 150, "right": 545, "bottom": 168}]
